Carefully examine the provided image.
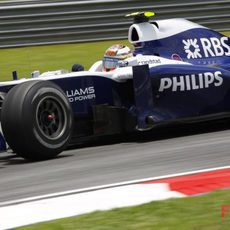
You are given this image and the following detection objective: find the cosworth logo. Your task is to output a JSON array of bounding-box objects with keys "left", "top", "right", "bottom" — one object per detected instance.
[
  {"left": 159, "top": 71, "right": 223, "bottom": 92},
  {"left": 183, "top": 37, "right": 230, "bottom": 59},
  {"left": 66, "top": 86, "right": 95, "bottom": 102}
]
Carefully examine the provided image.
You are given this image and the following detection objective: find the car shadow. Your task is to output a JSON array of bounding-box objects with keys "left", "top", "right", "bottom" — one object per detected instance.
[
  {"left": 69, "top": 118, "right": 230, "bottom": 149},
  {"left": 0, "top": 152, "right": 27, "bottom": 167},
  {"left": 129, "top": 119, "right": 230, "bottom": 143},
  {"left": 0, "top": 151, "right": 73, "bottom": 166},
  {"left": 1, "top": 119, "right": 230, "bottom": 166}
]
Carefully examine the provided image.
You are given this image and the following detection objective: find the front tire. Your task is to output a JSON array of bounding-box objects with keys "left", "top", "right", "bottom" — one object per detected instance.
[{"left": 1, "top": 80, "right": 73, "bottom": 160}]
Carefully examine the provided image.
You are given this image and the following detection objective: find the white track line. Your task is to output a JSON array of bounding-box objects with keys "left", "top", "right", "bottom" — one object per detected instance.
[
  {"left": 1, "top": 165, "right": 229, "bottom": 207},
  {"left": 0, "top": 183, "right": 185, "bottom": 230},
  {"left": 0, "top": 165, "right": 229, "bottom": 230}
]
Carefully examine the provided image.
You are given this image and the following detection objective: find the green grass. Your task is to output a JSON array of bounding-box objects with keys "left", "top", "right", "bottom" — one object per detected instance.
[
  {"left": 17, "top": 190, "right": 230, "bottom": 230},
  {"left": 0, "top": 39, "right": 129, "bottom": 81},
  {"left": 223, "top": 32, "right": 230, "bottom": 37}
]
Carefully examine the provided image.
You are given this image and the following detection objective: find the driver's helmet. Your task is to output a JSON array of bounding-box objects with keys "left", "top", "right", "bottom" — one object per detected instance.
[{"left": 102, "top": 44, "right": 132, "bottom": 72}]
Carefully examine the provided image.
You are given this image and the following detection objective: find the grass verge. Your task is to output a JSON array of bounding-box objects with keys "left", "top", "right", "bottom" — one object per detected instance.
[
  {"left": 0, "top": 39, "right": 129, "bottom": 81},
  {"left": 18, "top": 189, "right": 230, "bottom": 230}
]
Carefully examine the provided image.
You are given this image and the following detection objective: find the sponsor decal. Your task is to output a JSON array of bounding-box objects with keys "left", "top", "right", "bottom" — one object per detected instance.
[
  {"left": 66, "top": 86, "right": 96, "bottom": 102},
  {"left": 171, "top": 54, "right": 182, "bottom": 61},
  {"left": 183, "top": 39, "right": 201, "bottom": 59},
  {"left": 138, "top": 58, "right": 161, "bottom": 65},
  {"left": 183, "top": 37, "right": 230, "bottom": 59},
  {"left": 159, "top": 71, "right": 223, "bottom": 92},
  {"left": 118, "top": 58, "right": 161, "bottom": 67}
]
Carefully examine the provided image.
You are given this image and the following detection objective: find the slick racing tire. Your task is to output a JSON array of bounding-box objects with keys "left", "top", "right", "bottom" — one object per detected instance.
[{"left": 1, "top": 80, "right": 73, "bottom": 161}]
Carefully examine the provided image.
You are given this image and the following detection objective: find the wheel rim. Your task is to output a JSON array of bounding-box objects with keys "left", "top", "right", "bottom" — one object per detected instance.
[{"left": 36, "top": 96, "right": 67, "bottom": 140}]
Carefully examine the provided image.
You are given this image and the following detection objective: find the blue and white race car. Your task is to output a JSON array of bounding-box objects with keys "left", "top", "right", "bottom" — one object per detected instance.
[{"left": 0, "top": 12, "right": 229, "bottom": 160}]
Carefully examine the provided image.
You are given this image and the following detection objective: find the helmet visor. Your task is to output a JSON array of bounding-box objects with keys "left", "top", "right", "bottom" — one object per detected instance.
[{"left": 103, "top": 57, "right": 119, "bottom": 70}]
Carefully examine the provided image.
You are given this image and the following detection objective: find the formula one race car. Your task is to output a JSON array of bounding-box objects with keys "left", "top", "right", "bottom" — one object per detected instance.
[{"left": 0, "top": 12, "right": 229, "bottom": 160}]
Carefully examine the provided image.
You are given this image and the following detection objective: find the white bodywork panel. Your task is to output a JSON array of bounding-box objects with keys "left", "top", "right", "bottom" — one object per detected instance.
[{"left": 128, "top": 18, "right": 206, "bottom": 44}]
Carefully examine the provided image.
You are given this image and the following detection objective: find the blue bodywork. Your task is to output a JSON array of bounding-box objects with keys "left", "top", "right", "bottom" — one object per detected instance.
[{"left": 132, "top": 26, "right": 230, "bottom": 129}]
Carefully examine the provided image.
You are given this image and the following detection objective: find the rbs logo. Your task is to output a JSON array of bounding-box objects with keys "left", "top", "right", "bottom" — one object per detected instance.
[{"left": 183, "top": 37, "right": 230, "bottom": 59}]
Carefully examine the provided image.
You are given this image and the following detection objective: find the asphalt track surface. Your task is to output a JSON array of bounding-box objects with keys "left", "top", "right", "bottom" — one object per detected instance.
[{"left": 0, "top": 121, "right": 230, "bottom": 203}]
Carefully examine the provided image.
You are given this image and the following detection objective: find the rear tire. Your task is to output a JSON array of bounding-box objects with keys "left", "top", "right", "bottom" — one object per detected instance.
[{"left": 1, "top": 80, "right": 73, "bottom": 160}]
